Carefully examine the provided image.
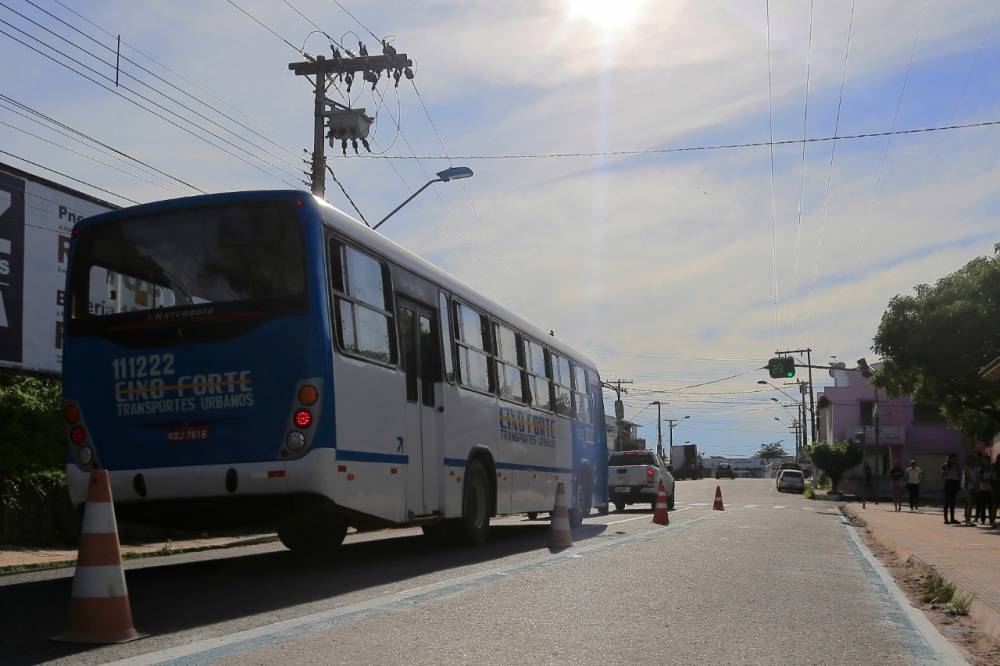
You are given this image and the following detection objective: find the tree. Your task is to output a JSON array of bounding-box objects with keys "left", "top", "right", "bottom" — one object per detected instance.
[
  {"left": 872, "top": 244, "right": 1000, "bottom": 442},
  {"left": 754, "top": 442, "right": 788, "bottom": 460},
  {"left": 808, "top": 441, "right": 863, "bottom": 493}
]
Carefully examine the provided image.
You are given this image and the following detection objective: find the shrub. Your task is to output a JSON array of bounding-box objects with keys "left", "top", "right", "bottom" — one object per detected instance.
[{"left": 0, "top": 373, "right": 64, "bottom": 476}]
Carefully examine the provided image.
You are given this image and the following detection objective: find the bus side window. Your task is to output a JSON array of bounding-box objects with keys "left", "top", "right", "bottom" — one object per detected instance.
[
  {"left": 439, "top": 292, "right": 455, "bottom": 383},
  {"left": 587, "top": 369, "right": 605, "bottom": 430},
  {"left": 329, "top": 240, "right": 397, "bottom": 365},
  {"left": 525, "top": 338, "right": 551, "bottom": 411},
  {"left": 571, "top": 363, "right": 592, "bottom": 423},
  {"left": 494, "top": 322, "right": 526, "bottom": 403},
  {"left": 453, "top": 300, "right": 492, "bottom": 393},
  {"left": 550, "top": 352, "right": 572, "bottom": 417}
]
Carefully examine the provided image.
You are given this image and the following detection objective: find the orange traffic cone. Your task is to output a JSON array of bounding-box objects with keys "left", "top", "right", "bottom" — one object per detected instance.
[
  {"left": 53, "top": 469, "right": 145, "bottom": 644},
  {"left": 713, "top": 484, "right": 725, "bottom": 511},
  {"left": 652, "top": 482, "right": 670, "bottom": 525},
  {"left": 547, "top": 482, "right": 573, "bottom": 550}
]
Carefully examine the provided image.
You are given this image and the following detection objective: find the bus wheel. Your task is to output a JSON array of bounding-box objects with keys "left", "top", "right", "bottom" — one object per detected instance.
[
  {"left": 614, "top": 500, "right": 626, "bottom": 512},
  {"left": 597, "top": 503, "right": 610, "bottom": 516},
  {"left": 278, "top": 519, "right": 347, "bottom": 555},
  {"left": 455, "top": 459, "right": 490, "bottom": 546},
  {"left": 568, "top": 472, "right": 592, "bottom": 529},
  {"left": 526, "top": 512, "right": 539, "bottom": 520}
]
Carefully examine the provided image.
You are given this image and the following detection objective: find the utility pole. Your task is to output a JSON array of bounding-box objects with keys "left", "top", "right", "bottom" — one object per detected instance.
[
  {"left": 774, "top": 347, "right": 820, "bottom": 449},
  {"left": 665, "top": 419, "right": 681, "bottom": 453},
  {"left": 602, "top": 379, "right": 633, "bottom": 451},
  {"left": 289, "top": 46, "right": 413, "bottom": 198},
  {"left": 650, "top": 401, "right": 664, "bottom": 458}
]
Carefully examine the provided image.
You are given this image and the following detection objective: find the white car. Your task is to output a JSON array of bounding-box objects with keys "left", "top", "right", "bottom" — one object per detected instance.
[{"left": 776, "top": 469, "right": 805, "bottom": 493}]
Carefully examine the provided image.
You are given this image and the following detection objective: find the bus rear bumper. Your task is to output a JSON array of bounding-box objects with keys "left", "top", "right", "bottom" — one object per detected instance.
[{"left": 65, "top": 448, "right": 339, "bottom": 507}]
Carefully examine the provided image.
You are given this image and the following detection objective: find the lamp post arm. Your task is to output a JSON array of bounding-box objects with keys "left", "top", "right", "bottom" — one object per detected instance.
[{"left": 373, "top": 178, "right": 440, "bottom": 230}]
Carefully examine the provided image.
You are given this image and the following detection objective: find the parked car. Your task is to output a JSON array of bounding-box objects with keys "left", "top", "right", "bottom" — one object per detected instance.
[
  {"left": 715, "top": 463, "right": 735, "bottom": 479},
  {"left": 608, "top": 450, "right": 675, "bottom": 512},
  {"left": 776, "top": 469, "right": 805, "bottom": 493}
]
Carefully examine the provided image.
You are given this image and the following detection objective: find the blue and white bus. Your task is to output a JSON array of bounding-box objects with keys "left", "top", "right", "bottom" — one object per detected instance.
[{"left": 62, "top": 190, "right": 609, "bottom": 551}]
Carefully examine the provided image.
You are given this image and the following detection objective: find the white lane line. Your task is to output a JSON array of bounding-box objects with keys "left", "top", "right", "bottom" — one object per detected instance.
[
  {"left": 743, "top": 504, "right": 759, "bottom": 508},
  {"left": 772, "top": 505, "right": 785, "bottom": 509},
  {"left": 605, "top": 507, "right": 692, "bottom": 525},
  {"left": 689, "top": 502, "right": 710, "bottom": 506},
  {"left": 802, "top": 507, "right": 814, "bottom": 511}
]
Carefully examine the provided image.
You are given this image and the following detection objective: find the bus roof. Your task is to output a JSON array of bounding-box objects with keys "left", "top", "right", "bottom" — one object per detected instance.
[{"left": 74, "top": 189, "right": 598, "bottom": 372}]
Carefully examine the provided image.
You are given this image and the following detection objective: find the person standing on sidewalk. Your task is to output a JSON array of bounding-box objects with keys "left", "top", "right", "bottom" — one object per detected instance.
[
  {"left": 942, "top": 454, "right": 961, "bottom": 524},
  {"left": 964, "top": 453, "right": 980, "bottom": 526},
  {"left": 977, "top": 458, "right": 993, "bottom": 524},
  {"left": 905, "top": 460, "right": 923, "bottom": 511},
  {"left": 889, "top": 461, "right": 905, "bottom": 512}
]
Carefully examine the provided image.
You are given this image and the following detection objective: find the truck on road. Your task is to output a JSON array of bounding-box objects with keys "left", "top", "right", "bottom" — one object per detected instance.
[
  {"left": 608, "top": 450, "right": 675, "bottom": 512},
  {"left": 669, "top": 444, "right": 702, "bottom": 480}
]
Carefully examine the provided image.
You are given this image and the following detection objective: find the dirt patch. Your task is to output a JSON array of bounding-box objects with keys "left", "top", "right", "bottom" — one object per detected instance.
[{"left": 856, "top": 524, "right": 1000, "bottom": 665}]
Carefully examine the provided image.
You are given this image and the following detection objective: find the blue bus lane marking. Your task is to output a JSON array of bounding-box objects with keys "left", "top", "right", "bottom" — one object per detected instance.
[{"left": 112, "top": 508, "right": 739, "bottom": 666}]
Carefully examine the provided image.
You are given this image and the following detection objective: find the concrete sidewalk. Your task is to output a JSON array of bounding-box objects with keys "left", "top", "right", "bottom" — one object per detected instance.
[
  {"left": 0, "top": 533, "right": 278, "bottom": 574},
  {"left": 846, "top": 502, "right": 1000, "bottom": 642}
]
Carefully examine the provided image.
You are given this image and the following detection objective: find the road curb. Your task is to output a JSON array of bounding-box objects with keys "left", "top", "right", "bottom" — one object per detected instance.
[
  {"left": 841, "top": 506, "right": 1000, "bottom": 645},
  {"left": 0, "top": 534, "right": 279, "bottom": 576}
]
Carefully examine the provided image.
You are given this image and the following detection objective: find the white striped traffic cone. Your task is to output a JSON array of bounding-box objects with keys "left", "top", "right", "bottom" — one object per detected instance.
[
  {"left": 53, "top": 469, "right": 145, "bottom": 644},
  {"left": 652, "top": 482, "right": 670, "bottom": 525},
  {"left": 547, "top": 482, "right": 573, "bottom": 550}
]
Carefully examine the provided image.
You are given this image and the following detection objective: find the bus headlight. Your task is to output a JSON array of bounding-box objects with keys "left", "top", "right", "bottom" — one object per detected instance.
[
  {"left": 285, "top": 431, "right": 306, "bottom": 451},
  {"left": 77, "top": 445, "right": 94, "bottom": 465}
]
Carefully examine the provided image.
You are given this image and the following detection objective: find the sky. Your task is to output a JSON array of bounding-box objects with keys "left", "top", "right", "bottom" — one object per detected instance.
[{"left": 1, "top": 0, "right": 999, "bottom": 457}]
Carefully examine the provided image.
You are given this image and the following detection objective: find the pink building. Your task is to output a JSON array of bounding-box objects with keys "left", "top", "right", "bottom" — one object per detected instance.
[{"left": 817, "top": 366, "right": 966, "bottom": 498}]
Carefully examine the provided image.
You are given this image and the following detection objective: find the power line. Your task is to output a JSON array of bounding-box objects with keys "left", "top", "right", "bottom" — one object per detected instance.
[
  {"left": 854, "top": 0, "right": 927, "bottom": 256},
  {"left": 326, "top": 164, "right": 369, "bottom": 226},
  {"left": 583, "top": 349, "right": 766, "bottom": 362},
  {"left": 20, "top": 0, "right": 301, "bottom": 167},
  {"left": 0, "top": 148, "right": 139, "bottom": 204},
  {"left": 948, "top": 3, "right": 999, "bottom": 123},
  {"left": 281, "top": 0, "right": 346, "bottom": 50},
  {"left": 798, "top": 0, "right": 855, "bottom": 341},
  {"left": 0, "top": 22, "right": 302, "bottom": 189},
  {"left": 785, "top": 0, "right": 814, "bottom": 347},
  {"left": 0, "top": 116, "right": 188, "bottom": 196},
  {"left": 765, "top": 0, "right": 778, "bottom": 346},
  {"left": 330, "top": 0, "right": 381, "bottom": 42},
  {"left": 0, "top": 4, "right": 304, "bottom": 177},
  {"left": 225, "top": 0, "right": 301, "bottom": 53},
  {"left": 352, "top": 118, "right": 1000, "bottom": 161},
  {"left": 0, "top": 92, "right": 204, "bottom": 193},
  {"left": 48, "top": 0, "right": 287, "bottom": 143}
]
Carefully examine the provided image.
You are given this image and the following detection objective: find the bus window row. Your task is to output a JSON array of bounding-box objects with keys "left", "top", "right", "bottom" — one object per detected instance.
[{"left": 328, "top": 237, "right": 598, "bottom": 425}]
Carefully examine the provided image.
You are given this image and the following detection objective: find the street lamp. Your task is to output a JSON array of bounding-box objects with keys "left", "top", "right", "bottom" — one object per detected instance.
[{"left": 373, "top": 166, "right": 473, "bottom": 230}]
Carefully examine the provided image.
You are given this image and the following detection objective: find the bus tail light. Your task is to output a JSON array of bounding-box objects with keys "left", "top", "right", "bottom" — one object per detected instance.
[
  {"left": 77, "top": 446, "right": 94, "bottom": 465},
  {"left": 279, "top": 378, "right": 322, "bottom": 460},
  {"left": 293, "top": 409, "right": 312, "bottom": 429},
  {"left": 297, "top": 384, "right": 318, "bottom": 406},
  {"left": 70, "top": 426, "right": 87, "bottom": 445}
]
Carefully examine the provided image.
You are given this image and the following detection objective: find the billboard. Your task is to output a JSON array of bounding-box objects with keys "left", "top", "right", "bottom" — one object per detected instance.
[{"left": 0, "top": 163, "right": 116, "bottom": 375}]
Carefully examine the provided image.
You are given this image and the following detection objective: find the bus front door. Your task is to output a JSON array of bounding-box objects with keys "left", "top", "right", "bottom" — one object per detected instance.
[{"left": 398, "top": 300, "right": 443, "bottom": 518}]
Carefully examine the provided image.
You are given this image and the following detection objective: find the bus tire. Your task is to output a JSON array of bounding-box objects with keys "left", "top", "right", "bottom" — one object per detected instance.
[
  {"left": 526, "top": 512, "right": 539, "bottom": 520},
  {"left": 278, "top": 519, "right": 347, "bottom": 555},
  {"left": 667, "top": 494, "right": 675, "bottom": 510},
  {"left": 455, "top": 459, "right": 491, "bottom": 546},
  {"left": 614, "top": 500, "right": 626, "bottom": 512},
  {"left": 597, "top": 503, "right": 610, "bottom": 516},
  {"left": 568, "top": 471, "right": 592, "bottom": 529}
]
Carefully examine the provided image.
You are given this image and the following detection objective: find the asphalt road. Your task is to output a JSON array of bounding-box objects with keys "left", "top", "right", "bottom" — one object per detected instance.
[{"left": 1, "top": 479, "right": 966, "bottom": 665}]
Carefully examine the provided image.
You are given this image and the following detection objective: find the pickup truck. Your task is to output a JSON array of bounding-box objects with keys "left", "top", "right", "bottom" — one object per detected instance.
[{"left": 608, "top": 450, "right": 675, "bottom": 512}]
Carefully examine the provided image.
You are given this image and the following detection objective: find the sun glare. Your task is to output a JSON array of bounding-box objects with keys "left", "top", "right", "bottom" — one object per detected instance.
[{"left": 567, "top": 0, "right": 646, "bottom": 35}]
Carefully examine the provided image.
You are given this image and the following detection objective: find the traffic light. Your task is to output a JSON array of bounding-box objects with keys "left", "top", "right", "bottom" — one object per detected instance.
[{"left": 768, "top": 357, "right": 795, "bottom": 379}]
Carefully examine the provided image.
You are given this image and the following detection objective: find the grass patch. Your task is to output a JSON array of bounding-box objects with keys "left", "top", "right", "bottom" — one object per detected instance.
[
  {"left": 803, "top": 483, "right": 816, "bottom": 500},
  {"left": 946, "top": 590, "right": 974, "bottom": 616},
  {"left": 921, "top": 572, "right": 957, "bottom": 605}
]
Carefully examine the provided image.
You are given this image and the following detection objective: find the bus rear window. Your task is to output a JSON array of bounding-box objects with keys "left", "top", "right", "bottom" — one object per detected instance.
[{"left": 70, "top": 202, "right": 306, "bottom": 323}]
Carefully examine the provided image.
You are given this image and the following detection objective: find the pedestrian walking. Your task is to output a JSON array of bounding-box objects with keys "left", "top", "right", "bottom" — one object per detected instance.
[
  {"left": 905, "top": 460, "right": 922, "bottom": 511},
  {"left": 942, "top": 454, "right": 961, "bottom": 524},
  {"left": 991, "top": 456, "right": 1000, "bottom": 528},
  {"left": 889, "top": 461, "right": 905, "bottom": 512},
  {"left": 977, "top": 458, "right": 993, "bottom": 524},
  {"left": 964, "top": 454, "right": 980, "bottom": 526}
]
